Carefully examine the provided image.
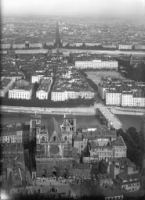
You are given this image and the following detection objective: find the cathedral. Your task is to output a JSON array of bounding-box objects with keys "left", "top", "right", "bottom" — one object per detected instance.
[{"left": 36, "top": 116, "right": 76, "bottom": 158}]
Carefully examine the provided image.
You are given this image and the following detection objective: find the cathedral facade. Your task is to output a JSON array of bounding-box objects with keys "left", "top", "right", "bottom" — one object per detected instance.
[{"left": 36, "top": 116, "right": 76, "bottom": 158}]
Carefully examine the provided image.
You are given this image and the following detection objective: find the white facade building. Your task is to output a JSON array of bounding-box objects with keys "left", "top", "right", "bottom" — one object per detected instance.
[
  {"left": 133, "top": 97, "right": 145, "bottom": 107},
  {"left": 12, "top": 44, "right": 25, "bottom": 49},
  {"left": 31, "top": 75, "right": 44, "bottom": 84},
  {"left": 105, "top": 92, "right": 145, "bottom": 107},
  {"left": 9, "top": 89, "right": 32, "bottom": 100},
  {"left": 106, "top": 92, "right": 122, "bottom": 106},
  {"left": 75, "top": 60, "right": 118, "bottom": 70},
  {"left": 0, "top": 130, "right": 23, "bottom": 144},
  {"left": 29, "top": 43, "right": 43, "bottom": 48},
  {"left": 121, "top": 93, "right": 134, "bottom": 107},
  {"left": 118, "top": 45, "right": 133, "bottom": 50},
  {"left": 51, "top": 91, "right": 95, "bottom": 102},
  {"left": 8, "top": 80, "right": 33, "bottom": 100}
]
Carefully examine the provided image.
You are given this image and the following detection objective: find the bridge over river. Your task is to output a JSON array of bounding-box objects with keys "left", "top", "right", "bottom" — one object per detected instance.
[{"left": 94, "top": 103, "right": 122, "bottom": 130}]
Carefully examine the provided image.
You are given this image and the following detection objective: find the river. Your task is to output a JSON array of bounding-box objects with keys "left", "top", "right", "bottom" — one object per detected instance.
[{"left": 1, "top": 112, "right": 143, "bottom": 132}]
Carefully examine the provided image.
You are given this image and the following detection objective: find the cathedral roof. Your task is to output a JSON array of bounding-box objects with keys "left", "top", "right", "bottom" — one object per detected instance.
[{"left": 47, "top": 117, "right": 62, "bottom": 142}]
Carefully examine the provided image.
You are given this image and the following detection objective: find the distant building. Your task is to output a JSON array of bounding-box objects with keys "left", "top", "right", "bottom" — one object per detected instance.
[
  {"left": 134, "top": 45, "right": 145, "bottom": 50},
  {"left": 75, "top": 60, "right": 118, "bottom": 70},
  {"left": 29, "top": 43, "right": 43, "bottom": 49},
  {"left": 12, "top": 44, "right": 25, "bottom": 49},
  {"left": 31, "top": 74, "right": 44, "bottom": 84},
  {"left": 118, "top": 44, "right": 133, "bottom": 50},
  {"left": 45, "top": 42, "right": 54, "bottom": 48},
  {"left": 15, "top": 49, "right": 48, "bottom": 55},
  {"left": 102, "top": 44, "right": 117, "bottom": 50},
  {"left": 54, "top": 21, "right": 62, "bottom": 48},
  {"left": 1, "top": 44, "right": 11, "bottom": 49},
  {"left": 85, "top": 43, "right": 101, "bottom": 48}
]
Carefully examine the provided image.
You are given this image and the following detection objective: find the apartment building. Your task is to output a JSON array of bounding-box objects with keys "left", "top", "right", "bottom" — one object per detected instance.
[
  {"left": 99, "top": 78, "right": 145, "bottom": 108},
  {"left": 89, "top": 136, "right": 126, "bottom": 160},
  {"left": 118, "top": 44, "right": 133, "bottom": 50},
  {"left": 8, "top": 79, "right": 33, "bottom": 100},
  {"left": 36, "top": 77, "right": 53, "bottom": 100},
  {"left": 106, "top": 91, "right": 122, "bottom": 106},
  {"left": 29, "top": 43, "right": 43, "bottom": 49},
  {"left": 51, "top": 91, "right": 94, "bottom": 101},
  {"left": 116, "top": 173, "right": 141, "bottom": 192}
]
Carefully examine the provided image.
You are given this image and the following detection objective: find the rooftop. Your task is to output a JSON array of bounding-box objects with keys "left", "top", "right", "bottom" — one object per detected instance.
[
  {"left": 37, "top": 78, "right": 52, "bottom": 92},
  {"left": 111, "top": 136, "right": 126, "bottom": 147},
  {"left": 11, "top": 79, "right": 32, "bottom": 90},
  {"left": 0, "top": 78, "right": 12, "bottom": 90}
]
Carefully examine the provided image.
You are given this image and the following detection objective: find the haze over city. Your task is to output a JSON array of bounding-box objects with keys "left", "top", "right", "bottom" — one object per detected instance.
[
  {"left": 2, "top": 0, "right": 145, "bottom": 16},
  {"left": 1, "top": 0, "right": 145, "bottom": 199}
]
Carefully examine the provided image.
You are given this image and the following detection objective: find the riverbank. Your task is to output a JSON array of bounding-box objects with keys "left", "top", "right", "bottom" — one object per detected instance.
[
  {"left": 1, "top": 109, "right": 143, "bottom": 131},
  {"left": 1, "top": 105, "right": 145, "bottom": 116},
  {"left": 109, "top": 106, "right": 145, "bottom": 116},
  {"left": 0, "top": 105, "right": 96, "bottom": 116}
]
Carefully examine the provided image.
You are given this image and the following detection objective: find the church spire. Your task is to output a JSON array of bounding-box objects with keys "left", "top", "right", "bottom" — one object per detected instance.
[{"left": 55, "top": 21, "right": 61, "bottom": 49}]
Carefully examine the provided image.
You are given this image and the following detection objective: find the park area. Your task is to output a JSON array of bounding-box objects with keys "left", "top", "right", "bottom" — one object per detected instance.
[{"left": 86, "top": 70, "right": 126, "bottom": 85}]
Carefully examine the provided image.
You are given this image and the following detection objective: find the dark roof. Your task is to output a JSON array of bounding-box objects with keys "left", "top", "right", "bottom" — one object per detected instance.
[
  {"left": 111, "top": 136, "right": 126, "bottom": 147},
  {"left": 46, "top": 117, "right": 61, "bottom": 141},
  {"left": 117, "top": 172, "right": 140, "bottom": 182}
]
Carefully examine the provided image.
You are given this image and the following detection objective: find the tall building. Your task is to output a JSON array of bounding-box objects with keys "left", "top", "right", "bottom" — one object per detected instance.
[{"left": 54, "top": 21, "right": 62, "bottom": 49}]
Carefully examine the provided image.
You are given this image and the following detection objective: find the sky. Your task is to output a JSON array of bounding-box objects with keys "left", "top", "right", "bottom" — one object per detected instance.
[{"left": 1, "top": 0, "right": 145, "bottom": 16}]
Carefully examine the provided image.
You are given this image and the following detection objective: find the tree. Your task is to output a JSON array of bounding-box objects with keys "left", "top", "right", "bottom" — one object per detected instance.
[
  {"left": 98, "top": 160, "right": 107, "bottom": 174},
  {"left": 118, "top": 127, "right": 144, "bottom": 167},
  {"left": 127, "top": 127, "right": 139, "bottom": 146}
]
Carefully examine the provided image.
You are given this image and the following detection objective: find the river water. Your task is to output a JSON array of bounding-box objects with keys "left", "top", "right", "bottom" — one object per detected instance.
[{"left": 1, "top": 113, "right": 143, "bottom": 132}]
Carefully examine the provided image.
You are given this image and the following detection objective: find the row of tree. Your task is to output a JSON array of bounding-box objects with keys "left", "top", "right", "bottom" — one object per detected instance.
[{"left": 117, "top": 127, "right": 144, "bottom": 168}]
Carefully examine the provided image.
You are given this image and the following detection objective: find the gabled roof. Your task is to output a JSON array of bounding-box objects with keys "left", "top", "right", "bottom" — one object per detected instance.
[
  {"left": 47, "top": 117, "right": 62, "bottom": 142},
  {"left": 61, "top": 118, "right": 71, "bottom": 128},
  {"left": 111, "top": 136, "right": 126, "bottom": 147}
]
